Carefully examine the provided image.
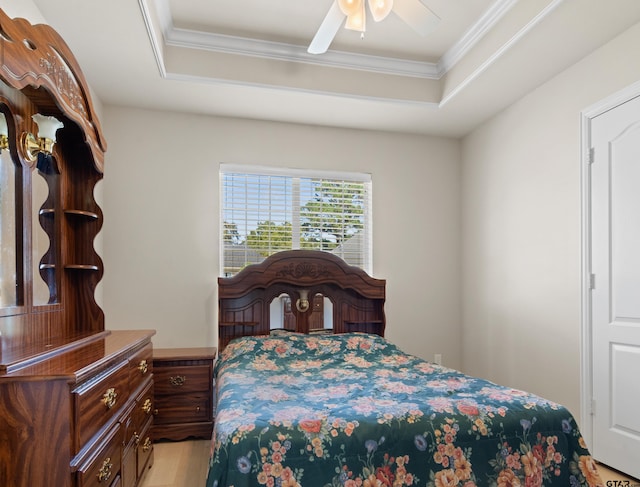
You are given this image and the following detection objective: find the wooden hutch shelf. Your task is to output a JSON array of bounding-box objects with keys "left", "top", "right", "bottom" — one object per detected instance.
[
  {"left": 64, "top": 209, "right": 100, "bottom": 219},
  {"left": 64, "top": 264, "right": 101, "bottom": 271}
]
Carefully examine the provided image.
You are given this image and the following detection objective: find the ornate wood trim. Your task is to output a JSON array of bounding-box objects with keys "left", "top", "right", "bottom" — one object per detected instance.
[
  {"left": 0, "top": 9, "right": 106, "bottom": 172},
  {"left": 219, "top": 250, "right": 385, "bottom": 299}
]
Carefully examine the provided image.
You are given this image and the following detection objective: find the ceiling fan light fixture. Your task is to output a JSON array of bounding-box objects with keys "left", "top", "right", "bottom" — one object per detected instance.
[
  {"left": 368, "top": 0, "right": 393, "bottom": 22},
  {"left": 338, "top": 0, "right": 362, "bottom": 17},
  {"left": 345, "top": 9, "right": 366, "bottom": 32},
  {"left": 308, "top": 0, "right": 439, "bottom": 54}
]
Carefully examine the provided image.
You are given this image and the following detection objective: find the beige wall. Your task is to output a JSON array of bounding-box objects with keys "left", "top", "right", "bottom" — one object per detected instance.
[
  {"left": 0, "top": 1, "right": 44, "bottom": 23},
  {"left": 99, "top": 109, "right": 462, "bottom": 368},
  {"left": 461, "top": 22, "right": 640, "bottom": 418}
]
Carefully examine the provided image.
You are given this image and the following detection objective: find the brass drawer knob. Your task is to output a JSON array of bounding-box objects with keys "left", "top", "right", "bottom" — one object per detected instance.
[
  {"left": 142, "top": 437, "right": 152, "bottom": 452},
  {"left": 96, "top": 457, "right": 113, "bottom": 483},
  {"left": 142, "top": 398, "right": 152, "bottom": 414},
  {"left": 102, "top": 388, "right": 117, "bottom": 409},
  {"left": 169, "top": 375, "right": 186, "bottom": 387},
  {"left": 138, "top": 359, "right": 148, "bottom": 374}
]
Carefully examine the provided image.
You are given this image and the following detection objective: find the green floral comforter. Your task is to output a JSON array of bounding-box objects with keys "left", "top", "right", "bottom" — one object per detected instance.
[{"left": 206, "top": 333, "right": 602, "bottom": 487}]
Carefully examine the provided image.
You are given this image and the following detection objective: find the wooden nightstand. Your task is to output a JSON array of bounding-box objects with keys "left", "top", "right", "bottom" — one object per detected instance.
[{"left": 153, "top": 347, "right": 217, "bottom": 441}]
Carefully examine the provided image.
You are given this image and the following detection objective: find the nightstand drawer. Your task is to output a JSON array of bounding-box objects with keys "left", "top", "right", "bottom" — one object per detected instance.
[
  {"left": 154, "top": 365, "right": 210, "bottom": 395},
  {"left": 153, "top": 394, "right": 211, "bottom": 424}
]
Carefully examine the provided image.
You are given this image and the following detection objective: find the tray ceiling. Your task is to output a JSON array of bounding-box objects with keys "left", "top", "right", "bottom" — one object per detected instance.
[{"left": 31, "top": 0, "right": 640, "bottom": 136}]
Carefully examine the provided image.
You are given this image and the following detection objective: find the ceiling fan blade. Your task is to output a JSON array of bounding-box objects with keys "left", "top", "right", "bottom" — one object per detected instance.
[
  {"left": 308, "top": 1, "right": 346, "bottom": 54},
  {"left": 392, "top": 0, "right": 440, "bottom": 36}
]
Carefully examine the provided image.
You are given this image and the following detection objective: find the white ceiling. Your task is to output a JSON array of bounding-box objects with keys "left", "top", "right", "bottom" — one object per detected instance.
[{"left": 30, "top": 0, "right": 640, "bottom": 137}]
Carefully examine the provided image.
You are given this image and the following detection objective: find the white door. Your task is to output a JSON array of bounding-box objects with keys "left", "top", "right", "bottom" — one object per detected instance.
[{"left": 590, "top": 93, "right": 640, "bottom": 479}]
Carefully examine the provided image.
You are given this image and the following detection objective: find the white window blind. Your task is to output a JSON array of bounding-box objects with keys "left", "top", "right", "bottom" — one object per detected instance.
[{"left": 220, "top": 164, "right": 372, "bottom": 277}]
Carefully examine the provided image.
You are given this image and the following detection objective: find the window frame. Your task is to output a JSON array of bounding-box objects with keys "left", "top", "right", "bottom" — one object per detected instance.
[{"left": 219, "top": 163, "right": 372, "bottom": 277}]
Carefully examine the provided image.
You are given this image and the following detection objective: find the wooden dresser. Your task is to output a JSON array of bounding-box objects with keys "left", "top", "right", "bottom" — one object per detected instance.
[
  {"left": 0, "top": 9, "right": 154, "bottom": 487},
  {"left": 0, "top": 330, "right": 155, "bottom": 487},
  {"left": 153, "top": 348, "right": 216, "bottom": 441}
]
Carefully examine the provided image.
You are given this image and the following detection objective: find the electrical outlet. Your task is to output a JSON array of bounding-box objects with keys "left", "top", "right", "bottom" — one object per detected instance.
[{"left": 434, "top": 353, "right": 442, "bottom": 365}]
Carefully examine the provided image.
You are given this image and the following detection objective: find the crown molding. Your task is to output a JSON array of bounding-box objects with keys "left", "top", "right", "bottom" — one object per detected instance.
[
  {"left": 438, "top": 0, "right": 518, "bottom": 75},
  {"left": 166, "top": 27, "right": 440, "bottom": 79},
  {"left": 141, "top": 0, "right": 518, "bottom": 81},
  {"left": 439, "top": 0, "right": 566, "bottom": 107},
  {"left": 138, "top": 0, "right": 169, "bottom": 77}
]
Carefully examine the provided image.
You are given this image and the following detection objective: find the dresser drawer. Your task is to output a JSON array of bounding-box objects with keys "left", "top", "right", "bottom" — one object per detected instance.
[
  {"left": 153, "top": 394, "right": 211, "bottom": 424},
  {"left": 75, "top": 360, "right": 131, "bottom": 450},
  {"left": 121, "top": 390, "right": 154, "bottom": 487},
  {"left": 137, "top": 419, "right": 154, "bottom": 478},
  {"left": 129, "top": 343, "right": 153, "bottom": 392},
  {"left": 132, "top": 379, "right": 154, "bottom": 434},
  {"left": 77, "top": 423, "right": 122, "bottom": 487},
  {"left": 121, "top": 439, "right": 137, "bottom": 487},
  {"left": 154, "top": 365, "right": 210, "bottom": 395},
  {"left": 121, "top": 377, "right": 153, "bottom": 448}
]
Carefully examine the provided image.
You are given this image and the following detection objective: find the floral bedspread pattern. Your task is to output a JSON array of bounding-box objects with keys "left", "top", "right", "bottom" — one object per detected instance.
[{"left": 207, "top": 333, "right": 602, "bottom": 487}]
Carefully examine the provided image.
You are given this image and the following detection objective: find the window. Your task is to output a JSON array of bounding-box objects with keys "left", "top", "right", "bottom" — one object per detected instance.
[{"left": 220, "top": 164, "right": 372, "bottom": 276}]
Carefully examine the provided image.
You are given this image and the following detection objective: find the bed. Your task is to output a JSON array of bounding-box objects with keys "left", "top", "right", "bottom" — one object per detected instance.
[{"left": 207, "top": 251, "right": 602, "bottom": 487}]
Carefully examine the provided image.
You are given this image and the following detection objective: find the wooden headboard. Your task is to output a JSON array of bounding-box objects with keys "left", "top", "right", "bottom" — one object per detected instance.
[{"left": 218, "top": 250, "right": 386, "bottom": 351}]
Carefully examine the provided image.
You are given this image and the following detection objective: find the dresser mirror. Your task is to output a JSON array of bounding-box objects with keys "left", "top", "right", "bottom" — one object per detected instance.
[
  {"left": 0, "top": 110, "right": 17, "bottom": 309},
  {"left": 0, "top": 92, "right": 59, "bottom": 315}
]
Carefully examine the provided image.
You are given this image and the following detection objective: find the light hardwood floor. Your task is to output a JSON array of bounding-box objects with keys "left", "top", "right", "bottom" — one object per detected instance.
[
  {"left": 141, "top": 440, "right": 639, "bottom": 487},
  {"left": 140, "top": 440, "right": 211, "bottom": 487}
]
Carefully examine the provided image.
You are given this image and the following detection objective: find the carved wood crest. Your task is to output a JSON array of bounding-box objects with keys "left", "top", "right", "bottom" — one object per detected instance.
[
  {"left": 276, "top": 262, "right": 331, "bottom": 280},
  {"left": 0, "top": 9, "right": 106, "bottom": 172}
]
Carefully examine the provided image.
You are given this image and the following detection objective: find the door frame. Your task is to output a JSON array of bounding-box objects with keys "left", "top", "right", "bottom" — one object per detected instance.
[{"left": 579, "top": 79, "right": 640, "bottom": 450}]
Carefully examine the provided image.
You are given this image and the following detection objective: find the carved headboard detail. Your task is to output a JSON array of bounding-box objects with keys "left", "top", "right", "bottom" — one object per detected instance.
[{"left": 218, "top": 250, "right": 386, "bottom": 351}]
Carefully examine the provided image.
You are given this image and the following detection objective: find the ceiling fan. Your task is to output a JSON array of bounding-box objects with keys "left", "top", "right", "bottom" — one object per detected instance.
[{"left": 308, "top": 0, "right": 440, "bottom": 55}]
